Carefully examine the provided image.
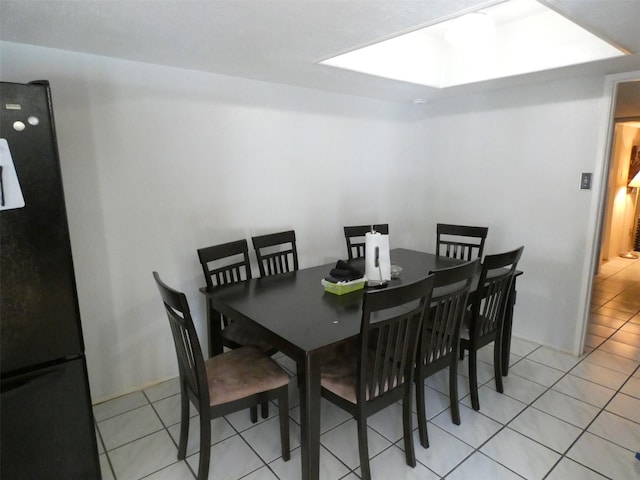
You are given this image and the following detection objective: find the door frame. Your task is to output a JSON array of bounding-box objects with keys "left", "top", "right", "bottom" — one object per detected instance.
[{"left": 575, "top": 70, "right": 640, "bottom": 355}]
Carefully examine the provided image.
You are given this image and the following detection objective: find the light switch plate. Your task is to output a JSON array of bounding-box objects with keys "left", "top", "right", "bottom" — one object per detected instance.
[{"left": 580, "top": 172, "right": 592, "bottom": 190}]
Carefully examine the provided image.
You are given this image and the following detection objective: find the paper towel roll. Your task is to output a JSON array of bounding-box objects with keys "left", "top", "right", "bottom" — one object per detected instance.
[{"left": 365, "top": 232, "right": 391, "bottom": 282}]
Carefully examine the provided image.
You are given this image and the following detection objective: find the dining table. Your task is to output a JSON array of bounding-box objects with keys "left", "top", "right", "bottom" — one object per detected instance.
[{"left": 201, "top": 247, "right": 521, "bottom": 480}]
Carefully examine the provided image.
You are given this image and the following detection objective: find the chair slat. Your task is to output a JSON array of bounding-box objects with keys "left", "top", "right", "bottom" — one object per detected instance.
[
  {"left": 436, "top": 223, "right": 488, "bottom": 261},
  {"left": 197, "top": 239, "right": 276, "bottom": 358},
  {"left": 153, "top": 271, "right": 291, "bottom": 480},
  {"left": 414, "top": 259, "right": 479, "bottom": 448},
  {"left": 320, "top": 274, "right": 434, "bottom": 480},
  {"left": 252, "top": 231, "right": 299, "bottom": 277},
  {"left": 460, "top": 246, "right": 524, "bottom": 412},
  {"left": 343, "top": 224, "right": 389, "bottom": 260}
]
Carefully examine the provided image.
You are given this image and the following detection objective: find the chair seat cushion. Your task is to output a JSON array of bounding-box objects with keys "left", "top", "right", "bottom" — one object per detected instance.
[
  {"left": 221, "top": 321, "right": 275, "bottom": 353},
  {"left": 321, "top": 370, "right": 359, "bottom": 403},
  {"left": 204, "top": 347, "right": 290, "bottom": 406},
  {"left": 459, "top": 309, "right": 473, "bottom": 341},
  {"left": 320, "top": 348, "right": 399, "bottom": 404},
  {"left": 460, "top": 310, "right": 495, "bottom": 341},
  {"left": 318, "top": 338, "right": 359, "bottom": 378}
]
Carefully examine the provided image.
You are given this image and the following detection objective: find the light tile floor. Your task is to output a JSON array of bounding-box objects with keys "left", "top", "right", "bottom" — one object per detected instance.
[{"left": 95, "top": 256, "right": 640, "bottom": 479}]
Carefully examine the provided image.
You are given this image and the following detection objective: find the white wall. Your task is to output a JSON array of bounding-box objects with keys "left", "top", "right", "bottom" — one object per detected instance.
[
  {"left": 407, "top": 79, "right": 608, "bottom": 352},
  {"left": 1, "top": 41, "right": 619, "bottom": 402},
  {"left": 1, "top": 42, "right": 418, "bottom": 401}
]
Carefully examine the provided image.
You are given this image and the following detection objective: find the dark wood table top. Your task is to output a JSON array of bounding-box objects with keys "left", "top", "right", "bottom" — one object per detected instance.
[
  {"left": 201, "top": 247, "right": 521, "bottom": 480},
  {"left": 202, "top": 248, "right": 461, "bottom": 360}
]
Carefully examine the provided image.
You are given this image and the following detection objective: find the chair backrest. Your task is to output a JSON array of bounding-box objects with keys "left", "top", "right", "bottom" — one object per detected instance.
[
  {"left": 344, "top": 224, "right": 389, "bottom": 260},
  {"left": 470, "top": 246, "right": 524, "bottom": 339},
  {"left": 418, "top": 259, "right": 479, "bottom": 367},
  {"left": 197, "top": 239, "right": 252, "bottom": 289},
  {"left": 357, "top": 274, "right": 435, "bottom": 403},
  {"left": 252, "top": 230, "right": 299, "bottom": 276},
  {"left": 436, "top": 223, "right": 488, "bottom": 261},
  {"left": 152, "top": 272, "right": 208, "bottom": 411}
]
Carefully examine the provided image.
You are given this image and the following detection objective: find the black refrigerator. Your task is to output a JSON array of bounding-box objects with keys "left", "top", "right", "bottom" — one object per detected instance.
[{"left": 0, "top": 81, "right": 101, "bottom": 479}]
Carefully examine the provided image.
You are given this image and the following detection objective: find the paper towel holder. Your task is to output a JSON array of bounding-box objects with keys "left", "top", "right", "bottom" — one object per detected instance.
[
  {"left": 366, "top": 280, "right": 388, "bottom": 289},
  {"left": 367, "top": 245, "right": 388, "bottom": 288}
]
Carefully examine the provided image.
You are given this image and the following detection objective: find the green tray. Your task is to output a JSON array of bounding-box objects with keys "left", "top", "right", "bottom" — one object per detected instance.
[{"left": 321, "top": 278, "right": 366, "bottom": 295}]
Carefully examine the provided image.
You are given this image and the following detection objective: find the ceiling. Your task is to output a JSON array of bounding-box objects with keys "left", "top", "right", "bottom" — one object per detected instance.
[{"left": 1, "top": 0, "right": 639, "bottom": 104}]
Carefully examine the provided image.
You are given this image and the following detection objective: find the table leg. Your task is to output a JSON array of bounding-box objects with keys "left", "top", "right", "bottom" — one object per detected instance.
[
  {"left": 206, "top": 299, "right": 224, "bottom": 358},
  {"left": 501, "top": 282, "right": 517, "bottom": 375},
  {"left": 299, "top": 353, "right": 321, "bottom": 480}
]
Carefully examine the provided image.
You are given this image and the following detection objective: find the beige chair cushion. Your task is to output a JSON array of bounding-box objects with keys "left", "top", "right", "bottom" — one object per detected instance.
[
  {"left": 317, "top": 338, "right": 359, "bottom": 378},
  {"left": 321, "top": 370, "right": 359, "bottom": 403},
  {"left": 460, "top": 309, "right": 493, "bottom": 341},
  {"left": 459, "top": 309, "right": 472, "bottom": 340},
  {"left": 459, "top": 327, "right": 470, "bottom": 341},
  {"left": 320, "top": 349, "right": 400, "bottom": 404},
  {"left": 204, "top": 346, "right": 289, "bottom": 406}
]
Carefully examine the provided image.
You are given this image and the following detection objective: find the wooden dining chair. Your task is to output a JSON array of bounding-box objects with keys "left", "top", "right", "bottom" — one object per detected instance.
[
  {"left": 197, "top": 239, "right": 277, "bottom": 422},
  {"left": 152, "top": 272, "right": 290, "bottom": 480},
  {"left": 252, "top": 230, "right": 299, "bottom": 276},
  {"left": 343, "top": 224, "right": 389, "bottom": 260},
  {"left": 459, "top": 246, "right": 524, "bottom": 411},
  {"left": 319, "top": 275, "right": 435, "bottom": 480},
  {"left": 436, "top": 223, "right": 488, "bottom": 261},
  {"left": 414, "top": 259, "right": 479, "bottom": 448},
  {"left": 197, "top": 239, "right": 275, "bottom": 354}
]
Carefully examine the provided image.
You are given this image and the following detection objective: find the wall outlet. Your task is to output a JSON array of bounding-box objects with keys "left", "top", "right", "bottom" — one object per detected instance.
[{"left": 580, "top": 172, "right": 592, "bottom": 190}]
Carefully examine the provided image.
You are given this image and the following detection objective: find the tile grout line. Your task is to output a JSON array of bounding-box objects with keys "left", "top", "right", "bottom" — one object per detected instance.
[
  {"left": 535, "top": 264, "right": 640, "bottom": 479},
  {"left": 94, "top": 418, "right": 118, "bottom": 480},
  {"left": 97, "top": 336, "right": 638, "bottom": 480},
  {"left": 439, "top": 347, "right": 543, "bottom": 480},
  {"left": 539, "top": 331, "right": 640, "bottom": 479},
  {"left": 141, "top": 389, "right": 198, "bottom": 480},
  {"left": 442, "top": 321, "right": 639, "bottom": 480},
  {"left": 96, "top": 259, "right": 640, "bottom": 480}
]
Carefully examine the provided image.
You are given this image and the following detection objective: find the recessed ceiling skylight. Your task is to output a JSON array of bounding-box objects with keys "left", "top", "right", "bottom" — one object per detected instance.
[{"left": 319, "top": 0, "right": 627, "bottom": 89}]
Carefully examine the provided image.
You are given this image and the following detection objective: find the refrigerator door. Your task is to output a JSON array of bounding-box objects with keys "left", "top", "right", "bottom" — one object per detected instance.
[
  {"left": 0, "top": 82, "right": 84, "bottom": 374},
  {"left": 1, "top": 357, "right": 101, "bottom": 479}
]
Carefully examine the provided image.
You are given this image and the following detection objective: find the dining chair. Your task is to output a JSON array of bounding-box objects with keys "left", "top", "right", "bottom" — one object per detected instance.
[
  {"left": 436, "top": 223, "right": 488, "bottom": 261},
  {"left": 319, "top": 275, "right": 435, "bottom": 480},
  {"left": 252, "top": 230, "right": 299, "bottom": 276},
  {"left": 197, "top": 239, "right": 276, "bottom": 353},
  {"left": 459, "top": 246, "right": 524, "bottom": 411},
  {"left": 152, "top": 272, "right": 290, "bottom": 480},
  {"left": 343, "top": 224, "right": 389, "bottom": 260},
  {"left": 414, "top": 259, "right": 479, "bottom": 448},
  {"left": 197, "top": 239, "right": 277, "bottom": 422}
]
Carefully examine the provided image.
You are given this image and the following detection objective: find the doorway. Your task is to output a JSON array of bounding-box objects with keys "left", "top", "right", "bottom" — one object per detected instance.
[
  {"left": 599, "top": 114, "right": 640, "bottom": 263},
  {"left": 584, "top": 76, "right": 640, "bottom": 353}
]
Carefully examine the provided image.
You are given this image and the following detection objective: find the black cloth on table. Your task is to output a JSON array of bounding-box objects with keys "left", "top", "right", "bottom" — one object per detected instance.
[{"left": 325, "top": 260, "right": 364, "bottom": 283}]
